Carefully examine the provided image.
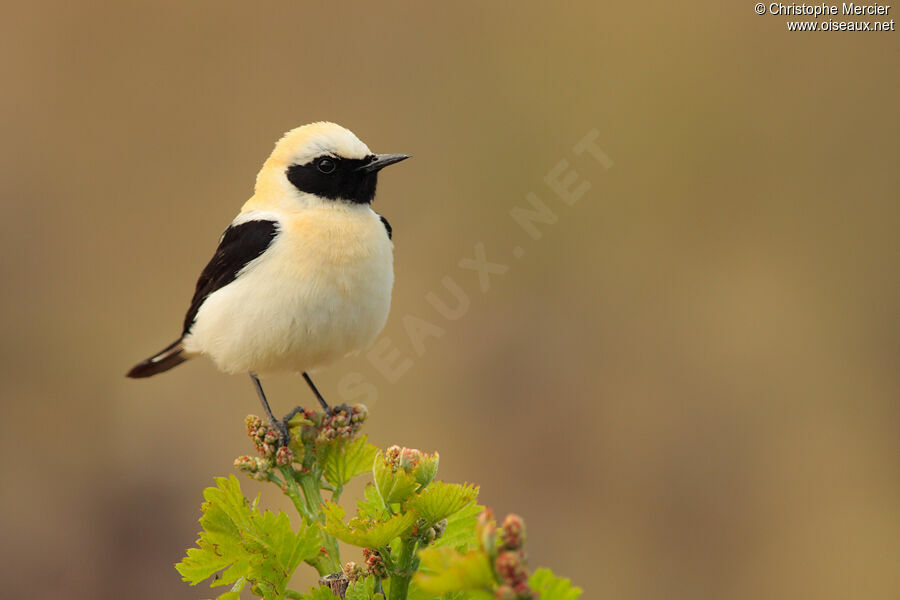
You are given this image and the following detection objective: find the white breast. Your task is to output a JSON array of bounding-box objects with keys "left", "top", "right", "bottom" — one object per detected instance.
[{"left": 183, "top": 205, "right": 394, "bottom": 374}]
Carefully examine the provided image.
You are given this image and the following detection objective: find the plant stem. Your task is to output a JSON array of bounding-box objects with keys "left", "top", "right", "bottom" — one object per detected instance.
[
  {"left": 296, "top": 469, "right": 342, "bottom": 574},
  {"left": 277, "top": 466, "right": 315, "bottom": 523},
  {"left": 388, "top": 537, "right": 418, "bottom": 600}
]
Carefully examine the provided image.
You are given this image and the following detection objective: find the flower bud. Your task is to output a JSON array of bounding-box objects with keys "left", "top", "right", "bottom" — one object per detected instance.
[
  {"left": 362, "top": 548, "right": 388, "bottom": 578},
  {"left": 413, "top": 452, "right": 439, "bottom": 486},
  {"left": 500, "top": 514, "right": 526, "bottom": 550},
  {"left": 343, "top": 561, "right": 364, "bottom": 582},
  {"left": 495, "top": 551, "right": 527, "bottom": 585},
  {"left": 245, "top": 415, "right": 262, "bottom": 433},
  {"left": 399, "top": 447, "right": 422, "bottom": 471},
  {"left": 385, "top": 445, "right": 402, "bottom": 469},
  {"left": 275, "top": 445, "right": 293, "bottom": 466},
  {"left": 477, "top": 508, "right": 497, "bottom": 552},
  {"left": 512, "top": 582, "right": 536, "bottom": 599},
  {"left": 495, "top": 585, "right": 517, "bottom": 600},
  {"left": 234, "top": 455, "right": 257, "bottom": 472},
  {"left": 374, "top": 446, "right": 431, "bottom": 504},
  {"left": 352, "top": 404, "right": 368, "bottom": 423}
]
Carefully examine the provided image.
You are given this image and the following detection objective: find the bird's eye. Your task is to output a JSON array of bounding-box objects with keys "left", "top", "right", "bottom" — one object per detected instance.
[{"left": 316, "top": 158, "right": 337, "bottom": 174}]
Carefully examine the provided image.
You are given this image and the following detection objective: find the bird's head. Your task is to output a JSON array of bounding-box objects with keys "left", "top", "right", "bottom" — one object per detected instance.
[{"left": 253, "top": 122, "right": 409, "bottom": 210}]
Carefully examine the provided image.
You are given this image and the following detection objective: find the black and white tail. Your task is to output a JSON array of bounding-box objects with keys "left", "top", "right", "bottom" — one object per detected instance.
[{"left": 126, "top": 339, "right": 188, "bottom": 378}]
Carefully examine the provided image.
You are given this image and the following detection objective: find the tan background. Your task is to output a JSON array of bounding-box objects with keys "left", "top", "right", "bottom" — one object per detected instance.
[{"left": 1, "top": 2, "right": 898, "bottom": 599}]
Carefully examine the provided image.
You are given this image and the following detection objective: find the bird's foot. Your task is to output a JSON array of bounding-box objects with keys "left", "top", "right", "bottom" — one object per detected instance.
[
  {"left": 326, "top": 403, "right": 356, "bottom": 425},
  {"left": 272, "top": 418, "right": 291, "bottom": 447},
  {"left": 274, "top": 406, "right": 308, "bottom": 447}
]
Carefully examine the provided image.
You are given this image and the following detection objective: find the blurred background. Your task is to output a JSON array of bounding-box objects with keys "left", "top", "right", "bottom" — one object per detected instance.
[{"left": 1, "top": 2, "right": 898, "bottom": 599}]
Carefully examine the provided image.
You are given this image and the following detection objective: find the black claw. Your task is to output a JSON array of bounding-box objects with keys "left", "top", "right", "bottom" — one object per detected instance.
[
  {"left": 275, "top": 419, "right": 291, "bottom": 447},
  {"left": 327, "top": 403, "right": 354, "bottom": 423},
  {"left": 283, "top": 406, "right": 308, "bottom": 424},
  {"left": 275, "top": 406, "right": 308, "bottom": 446}
]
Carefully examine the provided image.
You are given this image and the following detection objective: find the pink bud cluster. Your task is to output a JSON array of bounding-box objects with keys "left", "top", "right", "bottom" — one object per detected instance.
[
  {"left": 483, "top": 511, "right": 535, "bottom": 600},
  {"left": 233, "top": 455, "right": 272, "bottom": 481},
  {"left": 245, "top": 415, "right": 280, "bottom": 459},
  {"left": 362, "top": 547, "right": 388, "bottom": 578},
  {"left": 384, "top": 445, "right": 438, "bottom": 474},
  {"left": 312, "top": 404, "right": 368, "bottom": 443},
  {"left": 343, "top": 561, "right": 365, "bottom": 583},
  {"left": 499, "top": 514, "right": 526, "bottom": 551}
]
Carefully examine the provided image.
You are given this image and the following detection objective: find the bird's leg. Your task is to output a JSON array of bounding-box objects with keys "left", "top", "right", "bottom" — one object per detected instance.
[
  {"left": 249, "top": 372, "right": 290, "bottom": 445},
  {"left": 302, "top": 372, "right": 330, "bottom": 410}
]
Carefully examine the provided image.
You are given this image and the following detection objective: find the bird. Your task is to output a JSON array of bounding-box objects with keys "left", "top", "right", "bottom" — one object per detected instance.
[{"left": 126, "top": 122, "right": 408, "bottom": 441}]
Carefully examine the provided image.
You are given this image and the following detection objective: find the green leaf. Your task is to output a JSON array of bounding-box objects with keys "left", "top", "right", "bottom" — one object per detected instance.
[
  {"left": 407, "top": 587, "right": 493, "bottom": 600},
  {"left": 248, "top": 510, "right": 322, "bottom": 599},
  {"left": 322, "top": 501, "right": 419, "bottom": 548},
  {"left": 176, "top": 476, "right": 322, "bottom": 600},
  {"left": 176, "top": 477, "right": 253, "bottom": 587},
  {"left": 414, "top": 547, "right": 494, "bottom": 595},
  {"left": 432, "top": 503, "right": 483, "bottom": 551},
  {"left": 344, "top": 576, "right": 376, "bottom": 600},
  {"left": 374, "top": 450, "right": 419, "bottom": 504},
  {"left": 529, "top": 568, "right": 583, "bottom": 600},
  {"left": 322, "top": 435, "right": 379, "bottom": 489},
  {"left": 215, "top": 576, "right": 248, "bottom": 600},
  {"left": 300, "top": 586, "right": 342, "bottom": 600},
  {"left": 357, "top": 483, "right": 389, "bottom": 522},
  {"left": 406, "top": 482, "right": 479, "bottom": 525},
  {"left": 412, "top": 452, "right": 440, "bottom": 487}
]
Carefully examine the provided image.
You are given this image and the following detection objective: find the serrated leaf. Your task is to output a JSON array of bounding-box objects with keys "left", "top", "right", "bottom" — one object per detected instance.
[
  {"left": 344, "top": 575, "right": 376, "bottom": 600},
  {"left": 248, "top": 509, "right": 322, "bottom": 599},
  {"left": 406, "top": 482, "right": 479, "bottom": 525},
  {"left": 407, "top": 588, "right": 493, "bottom": 600},
  {"left": 300, "top": 586, "right": 342, "bottom": 600},
  {"left": 414, "top": 547, "right": 494, "bottom": 594},
  {"left": 176, "top": 477, "right": 253, "bottom": 587},
  {"left": 176, "top": 476, "right": 322, "bottom": 600},
  {"left": 216, "top": 576, "right": 247, "bottom": 600},
  {"left": 373, "top": 450, "right": 419, "bottom": 504},
  {"left": 413, "top": 452, "right": 439, "bottom": 486},
  {"left": 322, "top": 435, "right": 379, "bottom": 489},
  {"left": 529, "top": 568, "right": 582, "bottom": 600},
  {"left": 357, "top": 483, "right": 388, "bottom": 522},
  {"left": 432, "top": 503, "right": 483, "bottom": 552},
  {"left": 322, "top": 502, "right": 419, "bottom": 548}
]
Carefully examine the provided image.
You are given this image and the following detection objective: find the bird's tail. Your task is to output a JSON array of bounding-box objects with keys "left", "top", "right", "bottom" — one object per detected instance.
[{"left": 126, "top": 338, "right": 188, "bottom": 378}]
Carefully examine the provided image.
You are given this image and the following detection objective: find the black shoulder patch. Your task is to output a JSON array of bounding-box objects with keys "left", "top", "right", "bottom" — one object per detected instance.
[
  {"left": 379, "top": 214, "right": 392, "bottom": 240},
  {"left": 182, "top": 219, "right": 279, "bottom": 334}
]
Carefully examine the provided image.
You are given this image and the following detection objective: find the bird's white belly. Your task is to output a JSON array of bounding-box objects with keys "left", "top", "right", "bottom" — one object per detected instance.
[{"left": 184, "top": 208, "right": 393, "bottom": 374}]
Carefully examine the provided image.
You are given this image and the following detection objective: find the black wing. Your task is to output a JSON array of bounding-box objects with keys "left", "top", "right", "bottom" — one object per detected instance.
[
  {"left": 182, "top": 219, "right": 280, "bottom": 334},
  {"left": 378, "top": 214, "right": 392, "bottom": 240}
]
